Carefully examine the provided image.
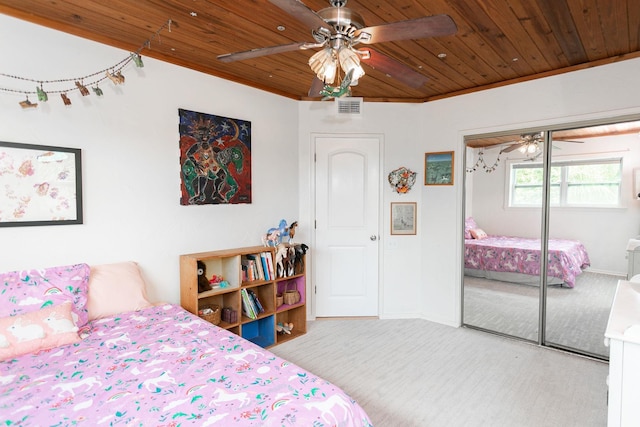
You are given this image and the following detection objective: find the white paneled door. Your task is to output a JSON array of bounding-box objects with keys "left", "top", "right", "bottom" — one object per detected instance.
[{"left": 314, "top": 135, "right": 380, "bottom": 317}]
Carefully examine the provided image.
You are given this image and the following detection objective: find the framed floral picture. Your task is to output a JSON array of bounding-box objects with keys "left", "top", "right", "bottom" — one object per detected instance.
[
  {"left": 425, "top": 151, "right": 454, "bottom": 185},
  {"left": 390, "top": 202, "right": 417, "bottom": 235},
  {"left": 0, "top": 141, "right": 82, "bottom": 227}
]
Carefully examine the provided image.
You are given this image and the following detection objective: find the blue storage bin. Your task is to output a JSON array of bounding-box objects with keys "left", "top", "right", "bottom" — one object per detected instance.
[{"left": 241, "top": 315, "right": 275, "bottom": 347}]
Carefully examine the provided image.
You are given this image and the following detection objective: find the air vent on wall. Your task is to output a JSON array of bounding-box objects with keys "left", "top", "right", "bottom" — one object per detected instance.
[{"left": 335, "top": 97, "right": 363, "bottom": 115}]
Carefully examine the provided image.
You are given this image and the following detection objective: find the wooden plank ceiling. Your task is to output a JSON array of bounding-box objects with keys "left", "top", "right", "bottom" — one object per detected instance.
[{"left": 0, "top": 0, "right": 639, "bottom": 103}]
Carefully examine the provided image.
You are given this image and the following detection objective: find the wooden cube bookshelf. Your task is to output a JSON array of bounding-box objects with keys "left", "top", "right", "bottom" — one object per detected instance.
[{"left": 180, "top": 245, "right": 307, "bottom": 347}]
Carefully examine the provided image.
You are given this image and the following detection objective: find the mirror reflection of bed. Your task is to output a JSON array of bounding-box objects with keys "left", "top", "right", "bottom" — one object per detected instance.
[
  {"left": 463, "top": 119, "right": 640, "bottom": 360},
  {"left": 462, "top": 221, "right": 617, "bottom": 356}
]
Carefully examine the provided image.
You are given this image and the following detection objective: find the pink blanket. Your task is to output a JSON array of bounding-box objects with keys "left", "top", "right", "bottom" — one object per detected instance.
[
  {"left": 465, "top": 235, "right": 590, "bottom": 287},
  {"left": 0, "top": 304, "right": 372, "bottom": 426}
]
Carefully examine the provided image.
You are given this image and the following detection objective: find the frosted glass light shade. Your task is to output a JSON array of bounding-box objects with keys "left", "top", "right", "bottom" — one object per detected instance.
[
  {"left": 338, "top": 47, "right": 365, "bottom": 83},
  {"left": 309, "top": 48, "right": 337, "bottom": 84}
]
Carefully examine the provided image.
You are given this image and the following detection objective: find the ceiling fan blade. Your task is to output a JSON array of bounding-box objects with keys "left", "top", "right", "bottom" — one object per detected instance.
[
  {"left": 269, "top": 0, "right": 329, "bottom": 31},
  {"left": 357, "top": 14, "right": 457, "bottom": 44},
  {"left": 362, "top": 48, "right": 429, "bottom": 89},
  {"left": 307, "top": 76, "right": 325, "bottom": 97},
  {"left": 500, "top": 143, "right": 524, "bottom": 153},
  {"left": 217, "top": 42, "right": 311, "bottom": 62}
]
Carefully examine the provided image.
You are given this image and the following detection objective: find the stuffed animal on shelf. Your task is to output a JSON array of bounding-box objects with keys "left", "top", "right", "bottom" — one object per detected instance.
[
  {"left": 276, "top": 322, "right": 294, "bottom": 335},
  {"left": 197, "top": 260, "right": 212, "bottom": 293}
]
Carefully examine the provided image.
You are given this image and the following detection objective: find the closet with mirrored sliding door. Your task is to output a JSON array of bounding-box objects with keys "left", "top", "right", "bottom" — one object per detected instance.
[{"left": 462, "top": 116, "right": 640, "bottom": 359}]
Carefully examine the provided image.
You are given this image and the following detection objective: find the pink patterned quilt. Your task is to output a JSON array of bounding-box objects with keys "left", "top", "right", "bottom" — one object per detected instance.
[
  {"left": 464, "top": 235, "right": 590, "bottom": 287},
  {"left": 0, "top": 304, "right": 372, "bottom": 426}
]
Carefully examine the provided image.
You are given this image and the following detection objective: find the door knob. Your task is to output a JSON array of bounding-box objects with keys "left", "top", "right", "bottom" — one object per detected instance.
[{"left": 370, "top": 235, "right": 377, "bottom": 241}]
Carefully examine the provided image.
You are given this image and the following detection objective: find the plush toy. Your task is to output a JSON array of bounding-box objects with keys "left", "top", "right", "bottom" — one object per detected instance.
[
  {"left": 276, "top": 322, "right": 294, "bottom": 335},
  {"left": 197, "top": 260, "right": 212, "bottom": 293}
]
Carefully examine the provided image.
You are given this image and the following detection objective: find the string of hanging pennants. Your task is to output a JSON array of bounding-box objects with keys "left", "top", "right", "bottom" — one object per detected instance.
[
  {"left": 0, "top": 19, "right": 172, "bottom": 108},
  {"left": 465, "top": 150, "right": 502, "bottom": 173}
]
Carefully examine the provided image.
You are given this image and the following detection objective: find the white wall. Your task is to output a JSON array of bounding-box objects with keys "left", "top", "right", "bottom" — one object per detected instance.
[{"left": 0, "top": 15, "right": 299, "bottom": 304}]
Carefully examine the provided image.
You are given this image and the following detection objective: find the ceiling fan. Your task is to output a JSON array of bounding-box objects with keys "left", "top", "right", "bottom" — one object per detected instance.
[
  {"left": 217, "top": 0, "right": 457, "bottom": 97},
  {"left": 499, "top": 132, "right": 584, "bottom": 160}
]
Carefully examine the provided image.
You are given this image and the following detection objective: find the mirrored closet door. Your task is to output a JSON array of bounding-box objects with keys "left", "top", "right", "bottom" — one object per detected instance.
[
  {"left": 463, "top": 119, "right": 640, "bottom": 359},
  {"left": 463, "top": 132, "right": 542, "bottom": 343},
  {"left": 543, "top": 125, "right": 637, "bottom": 358}
]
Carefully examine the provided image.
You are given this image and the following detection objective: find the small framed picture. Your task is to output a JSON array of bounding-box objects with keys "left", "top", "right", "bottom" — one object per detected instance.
[
  {"left": 390, "top": 202, "right": 417, "bottom": 235},
  {"left": 425, "top": 151, "right": 454, "bottom": 186}
]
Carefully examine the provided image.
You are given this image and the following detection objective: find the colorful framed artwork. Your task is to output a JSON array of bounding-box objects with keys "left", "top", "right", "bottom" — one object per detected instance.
[
  {"left": 0, "top": 141, "right": 82, "bottom": 227},
  {"left": 178, "top": 109, "right": 252, "bottom": 205},
  {"left": 425, "top": 151, "right": 454, "bottom": 186},
  {"left": 390, "top": 202, "right": 417, "bottom": 235}
]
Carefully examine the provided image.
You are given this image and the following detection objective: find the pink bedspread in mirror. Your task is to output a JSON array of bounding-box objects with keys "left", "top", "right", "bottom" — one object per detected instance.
[{"left": 464, "top": 235, "right": 590, "bottom": 287}]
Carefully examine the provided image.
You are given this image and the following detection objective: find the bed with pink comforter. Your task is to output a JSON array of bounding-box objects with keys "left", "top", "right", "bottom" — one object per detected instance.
[
  {"left": 1, "top": 303, "right": 372, "bottom": 426},
  {"left": 464, "top": 235, "right": 590, "bottom": 287}
]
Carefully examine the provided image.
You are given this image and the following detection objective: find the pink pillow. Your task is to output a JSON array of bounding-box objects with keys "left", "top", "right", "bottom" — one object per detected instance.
[
  {"left": 0, "top": 263, "right": 90, "bottom": 328},
  {"left": 464, "top": 217, "right": 477, "bottom": 239},
  {"left": 470, "top": 228, "right": 488, "bottom": 239},
  {"left": 0, "top": 302, "right": 81, "bottom": 361},
  {"left": 87, "top": 262, "right": 153, "bottom": 321}
]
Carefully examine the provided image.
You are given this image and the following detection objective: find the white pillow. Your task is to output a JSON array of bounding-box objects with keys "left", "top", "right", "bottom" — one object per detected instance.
[{"left": 87, "top": 262, "right": 153, "bottom": 321}]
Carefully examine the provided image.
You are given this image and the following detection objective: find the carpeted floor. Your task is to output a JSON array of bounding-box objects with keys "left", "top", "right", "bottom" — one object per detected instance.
[
  {"left": 463, "top": 271, "right": 621, "bottom": 357},
  {"left": 272, "top": 317, "right": 609, "bottom": 427}
]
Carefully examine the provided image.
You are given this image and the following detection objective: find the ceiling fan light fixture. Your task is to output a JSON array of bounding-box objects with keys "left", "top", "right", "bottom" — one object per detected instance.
[
  {"left": 338, "top": 47, "right": 365, "bottom": 84},
  {"left": 518, "top": 142, "right": 538, "bottom": 154},
  {"left": 309, "top": 47, "right": 337, "bottom": 84}
]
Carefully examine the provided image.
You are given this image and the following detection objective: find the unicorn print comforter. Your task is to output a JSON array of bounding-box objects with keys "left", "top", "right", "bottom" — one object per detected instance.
[{"left": 0, "top": 304, "right": 372, "bottom": 426}]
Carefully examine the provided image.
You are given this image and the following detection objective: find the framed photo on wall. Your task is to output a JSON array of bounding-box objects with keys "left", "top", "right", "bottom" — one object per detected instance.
[
  {"left": 425, "top": 151, "right": 454, "bottom": 186},
  {"left": 0, "top": 141, "right": 83, "bottom": 227},
  {"left": 390, "top": 202, "right": 417, "bottom": 235}
]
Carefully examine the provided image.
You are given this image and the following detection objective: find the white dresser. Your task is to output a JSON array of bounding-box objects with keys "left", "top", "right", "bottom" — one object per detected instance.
[{"left": 605, "top": 279, "right": 640, "bottom": 426}]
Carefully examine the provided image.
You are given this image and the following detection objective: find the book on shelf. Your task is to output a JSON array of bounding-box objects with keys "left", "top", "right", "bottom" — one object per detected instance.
[
  {"left": 246, "top": 255, "right": 267, "bottom": 281},
  {"left": 248, "top": 289, "right": 264, "bottom": 314},
  {"left": 241, "top": 288, "right": 257, "bottom": 319},
  {"left": 260, "top": 252, "right": 271, "bottom": 280},
  {"left": 241, "top": 264, "right": 247, "bottom": 282},
  {"left": 241, "top": 259, "right": 256, "bottom": 281},
  {"left": 253, "top": 254, "right": 266, "bottom": 280},
  {"left": 264, "top": 252, "right": 275, "bottom": 279}
]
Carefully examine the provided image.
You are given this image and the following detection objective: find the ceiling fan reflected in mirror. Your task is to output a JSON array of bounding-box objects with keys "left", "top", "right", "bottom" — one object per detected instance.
[
  {"left": 217, "top": 0, "right": 457, "bottom": 97},
  {"left": 499, "top": 132, "right": 584, "bottom": 160}
]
